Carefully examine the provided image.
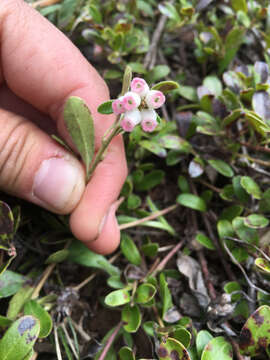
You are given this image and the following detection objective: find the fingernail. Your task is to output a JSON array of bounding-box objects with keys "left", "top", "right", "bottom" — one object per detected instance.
[
  {"left": 33, "top": 157, "right": 83, "bottom": 211},
  {"left": 98, "top": 197, "right": 124, "bottom": 235}
]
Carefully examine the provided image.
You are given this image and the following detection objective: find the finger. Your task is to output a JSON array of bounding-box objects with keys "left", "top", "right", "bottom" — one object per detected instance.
[
  {"left": 0, "top": 108, "right": 85, "bottom": 214},
  {"left": 0, "top": 0, "right": 110, "bottom": 138},
  {"left": 0, "top": 1, "right": 127, "bottom": 251},
  {"left": 0, "top": 84, "right": 57, "bottom": 134},
  {"left": 70, "top": 136, "right": 127, "bottom": 254}
]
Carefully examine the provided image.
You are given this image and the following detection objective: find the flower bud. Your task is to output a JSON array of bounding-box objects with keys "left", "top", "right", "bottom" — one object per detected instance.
[
  {"left": 141, "top": 109, "right": 158, "bottom": 132},
  {"left": 130, "top": 77, "right": 150, "bottom": 98},
  {"left": 120, "top": 109, "right": 141, "bottom": 132},
  {"left": 145, "top": 90, "right": 165, "bottom": 109},
  {"left": 123, "top": 91, "right": 141, "bottom": 111},
  {"left": 112, "top": 96, "right": 126, "bottom": 115}
]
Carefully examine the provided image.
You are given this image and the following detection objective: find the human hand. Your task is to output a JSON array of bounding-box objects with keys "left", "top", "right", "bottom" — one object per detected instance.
[{"left": 0, "top": 0, "right": 127, "bottom": 254}]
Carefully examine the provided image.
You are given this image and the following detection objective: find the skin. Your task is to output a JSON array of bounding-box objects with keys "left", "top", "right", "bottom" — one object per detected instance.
[{"left": 0, "top": 0, "right": 128, "bottom": 254}]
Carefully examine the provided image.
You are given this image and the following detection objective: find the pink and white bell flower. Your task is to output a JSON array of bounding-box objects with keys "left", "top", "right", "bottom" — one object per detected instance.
[
  {"left": 141, "top": 109, "right": 158, "bottom": 133},
  {"left": 145, "top": 90, "right": 165, "bottom": 109},
  {"left": 120, "top": 108, "right": 141, "bottom": 132},
  {"left": 130, "top": 77, "right": 150, "bottom": 98},
  {"left": 112, "top": 96, "right": 126, "bottom": 115},
  {"left": 123, "top": 91, "right": 141, "bottom": 111}
]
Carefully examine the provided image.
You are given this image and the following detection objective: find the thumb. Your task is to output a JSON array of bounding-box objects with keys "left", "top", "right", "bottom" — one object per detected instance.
[{"left": 0, "top": 108, "right": 85, "bottom": 214}]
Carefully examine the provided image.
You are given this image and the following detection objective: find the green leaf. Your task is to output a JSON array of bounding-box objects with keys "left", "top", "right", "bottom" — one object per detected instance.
[
  {"left": 67, "top": 240, "right": 120, "bottom": 276},
  {"left": 135, "top": 283, "right": 156, "bottom": 304},
  {"left": 176, "top": 85, "right": 198, "bottom": 101},
  {"left": 152, "top": 81, "right": 179, "bottom": 94},
  {"left": 7, "top": 285, "right": 34, "bottom": 320},
  {"left": 63, "top": 96, "right": 95, "bottom": 181},
  {"left": 196, "top": 330, "right": 213, "bottom": 358},
  {"left": 159, "top": 273, "right": 173, "bottom": 319},
  {"left": 141, "top": 242, "right": 159, "bottom": 257},
  {"left": 201, "top": 336, "right": 233, "bottom": 359},
  {"left": 195, "top": 233, "right": 215, "bottom": 250},
  {"left": 97, "top": 100, "right": 114, "bottom": 114},
  {"left": 57, "top": 0, "right": 77, "bottom": 27},
  {"left": 107, "top": 275, "right": 125, "bottom": 289},
  {"left": 23, "top": 349, "right": 34, "bottom": 360},
  {"left": 177, "top": 193, "right": 207, "bottom": 212},
  {"left": 232, "top": 176, "right": 249, "bottom": 203},
  {"left": 45, "top": 249, "right": 69, "bottom": 264},
  {"left": 203, "top": 76, "right": 223, "bottom": 97},
  {"left": 232, "top": 217, "right": 259, "bottom": 245},
  {"left": 158, "top": 3, "right": 180, "bottom": 22},
  {"left": 244, "top": 214, "right": 269, "bottom": 229},
  {"left": 158, "top": 135, "right": 191, "bottom": 152},
  {"left": 232, "top": 0, "right": 247, "bottom": 13},
  {"left": 173, "top": 326, "right": 191, "bottom": 349},
  {"left": 239, "top": 305, "right": 270, "bottom": 356},
  {"left": 24, "top": 300, "right": 52, "bottom": 338},
  {"left": 219, "top": 205, "right": 244, "bottom": 221},
  {"left": 128, "top": 62, "right": 146, "bottom": 74},
  {"left": 127, "top": 194, "right": 141, "bottom": 210},
  {"left": 105, "top": 289, "right": 131, "bottom": 307},
  {"left": 139, "top": 140, "right": 167, "bottom": 158},
  {"left": 121, "top": 304, "right": 141, "bottom": 333},
  {"left": 157, "top": 337, "right": 191, "bottom": 360},
  {"left": 255, "top": 258, "right": 270, "bottom": 275},
  {"left": 119, "top": 346, "right": 135, "bottom": 360},
  {"left": 135, "top": 170, "right": 165, "bottom": 191},
  {"left": 208, "top": 159, "right": 234, "bottom": 178},
  {"left": 217, "top": 220, "right": 234, "bottom": 239},
  {"left": 120, "top": 233, "right": 141, "bottom": 266},
  {"left": 178, "top": 175, "right": 190, "bottom": 193},
  {"left": 0, "top": 270, "right": 26, "bottom": 298},
  {"left": 147, "top": 65, "right": 171, "bottom": 83},
  {"left": 121, "top": 66, "right": 132, "bottom": 95},
  {"left": 240, "top": 176, "right": 262, "bottom": 199},
  {"left": 219, "top": 27, "right": 245, "bottom": 73},
  {"left": 224, "top": 281, "right": 242, "bottom": 301},
  {"left": 0, "top": 316, "right": 12, "bottom": 329},
  {"left": 0, "top": 315, "right": 40, "bottom": 360}
]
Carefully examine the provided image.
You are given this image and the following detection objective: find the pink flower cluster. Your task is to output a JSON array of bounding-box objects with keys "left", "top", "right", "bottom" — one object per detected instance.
[{"left": 112, "top": 78, "right": 166, "bottom": 133}]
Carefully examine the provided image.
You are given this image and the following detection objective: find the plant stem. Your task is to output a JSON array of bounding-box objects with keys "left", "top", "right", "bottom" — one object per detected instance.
[
  {"left": 73, "top": 252, "right": 120, "bottom": 291},
  {"left": 32, "top": 0, "right": 61, "bottom": 8},
  {"left": 151, "top": 239, "right": 184, "bottom": 277},
  {"left": 32, "top": 240, "right": 71, "bottom": 299},
  {"left": 99, "top": 321, "right": 123, "bottom": 360},
  {"left": 87, "top": 124, "right": 122, "bottom": 181},
  {"left": 119, "top": 204, "right": 178, "bottom": 230}
]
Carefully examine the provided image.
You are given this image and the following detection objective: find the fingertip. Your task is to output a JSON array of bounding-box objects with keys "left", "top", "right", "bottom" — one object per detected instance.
[{"left": 70, "top": 198, "right": 122, "bottom": 255}]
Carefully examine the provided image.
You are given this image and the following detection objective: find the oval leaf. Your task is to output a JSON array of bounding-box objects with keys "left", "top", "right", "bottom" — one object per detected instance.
[
  {"left": 239, "top": 305, "right": 270, "bottom": 356},
  {"left": 196, "top": 330, "right": 213, "bottom": 358},
  {"left": 45, "top": 249, "right": 69, "bottom": 264},
  {"left": 105, "top": 289, "right": 131, "bottom": 307},
  {"left": 208, "top": 159, "right": 234, "bottom": 178},
  {"left": 24, "top": 300, "right": 52, "bottom": 338},
  {"left": 157, "top": 337, "right": 191, "bottom": 359},
  {"left": 0, "top": 315, "right": 40, "bottom": 360},
  {"left": 63, "top": 96, "right": 95, "bottom": 181},
  {"left": 201, "top": 336, "right": 233, "bottom": 359},
  {"left": 97, "top": 100, "right": 114, "bottom": 114},
  {"left": 244, "top": 214, "right": 269, "bottom": 229},
  {"left": 177, "top": 193, "right": 207, "bottom": 212},
  {"left": 119, "top": 346, "right": 135, "bottom": 360},
  {"left": 152, "top": 81, "right": 179, "bottom": 94},
  {"left": 255, "top": 258, "right": 270, "bottom": 275},
  {"left": 135, "top": 283, "right": 156, "bottom": 304},
  {"left": 120, "top": 233, "right": 141, "bottom": 266},
  {"left": 121, "top": 304, "right": 141, "bottom": 333},
  {"left": 240, "top": 176, "right": 262, "bottom": 199}
]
